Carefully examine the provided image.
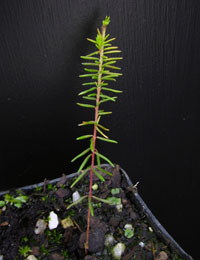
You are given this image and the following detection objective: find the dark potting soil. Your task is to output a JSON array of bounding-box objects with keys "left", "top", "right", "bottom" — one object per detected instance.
[{"left": 0, "top": 165, "right": 184, "bottom": 260}]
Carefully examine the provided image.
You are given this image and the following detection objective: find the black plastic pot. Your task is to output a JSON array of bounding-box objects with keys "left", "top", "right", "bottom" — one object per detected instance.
[{"left": 0, "top": 165, "right": 193, "bottom": 260}]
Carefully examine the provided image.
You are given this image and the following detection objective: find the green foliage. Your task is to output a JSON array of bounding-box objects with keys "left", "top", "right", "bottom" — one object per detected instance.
[
  {"left": 111, "top": 188, "right": 120, "bottom": 195},
  {"left": 124, "top": 228, "right": 134, "bottom": 238},
  {"left": 71, "top": 16, "right": 122, "bottom": 186},
  {"left": 70, "top": 17, "right": 123, "bottom": 251},
  {"left": 19, "top": 245, "right": 31, "bottom": 257},
  {"left": 106, "top": 197, "right": 121, "bottom": 205},
  {"left": 0, "top": 193, "right": 28, "bottom": 208}
]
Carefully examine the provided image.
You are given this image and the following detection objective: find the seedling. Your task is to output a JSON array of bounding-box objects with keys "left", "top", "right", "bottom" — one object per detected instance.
[
  {"left": 19, "top": 245, "right": 32, "bottom": 257},
  {"left": 0, "top": 193, "right": 28, "bottom": 208},
  {"left": 69, "top": 16, "right": 123, "bottom": 253}
]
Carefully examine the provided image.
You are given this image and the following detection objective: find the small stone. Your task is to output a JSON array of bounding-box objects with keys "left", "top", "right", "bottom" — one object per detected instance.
[
  {"left": 49, "top": 252, "right": 64, "bottom": 260},
  {"left": 116, "top": 203, "right": 123, "bottom": 212},
  {"left": 49, "top": 211, "right": 59, "bottom": 230},
  {"left": 124, "top": 224, "right": 133, "bottom": 230},
  {"left": 34, "top": 219, "right": 47, "bottom": 234},
  {"left": 109, "top": 216, "right": 121, "bottom": 227},
  {"left": 79, "top": 227, "right": 106, "bottom": 253},
  {"left": 139, "top": 241, "right": 145, "bottom": 248},
  {"left": 148, "top": 226, "right": 153, "bottom": 232},
  {"left": 104, "top": 234, "right": 115, "bottom": 247},
  {"left": 31, "top": 247, "right": 40, "bottom": 256},
  {"left": 92, "top": 184, "right": 98, "bottom": 190},
  {"left": 27, "top": 255, "right": 38, "bottom": 260},
  {"left": 112, "top": 243, "right": 126, "bottom": 259},
  {"left": 155, "top": 251, "right": 168, "bottom": 260},
  {"left": 72, "top": 191, "right": 80, "bottom": 202},
  {"left": 61, "top": 217, "right": 74, "bottom": 229},
  {"left": 56, "top": 188, "right": 71, "bottom": 198},
  {"left": 0, "top": 255, "right": 3, "bottom": 260}
]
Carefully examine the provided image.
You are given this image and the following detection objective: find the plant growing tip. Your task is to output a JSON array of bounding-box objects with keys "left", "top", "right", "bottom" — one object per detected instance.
[{"left": 70, "top": 16, "right": 123, "bottom": 254}]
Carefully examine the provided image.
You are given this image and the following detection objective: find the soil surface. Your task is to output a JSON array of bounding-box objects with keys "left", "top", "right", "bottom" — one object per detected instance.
[{"left": 0, "top": 165, "right": 184, "bottom": 259}]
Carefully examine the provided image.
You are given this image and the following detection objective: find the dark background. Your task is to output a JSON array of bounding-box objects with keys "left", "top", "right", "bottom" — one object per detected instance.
[{"left": 0, "top": 0, "right": 199, "bottom": 258}]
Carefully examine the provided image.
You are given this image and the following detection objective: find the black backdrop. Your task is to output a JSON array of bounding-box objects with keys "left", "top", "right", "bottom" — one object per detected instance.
[{"left": 0, "top": 0, "right": 199, "bottom": 258}]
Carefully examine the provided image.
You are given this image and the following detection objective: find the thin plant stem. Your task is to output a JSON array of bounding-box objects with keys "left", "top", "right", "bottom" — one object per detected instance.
[{"left": 85, "top": 24, "right": 107, "bottom": 254}]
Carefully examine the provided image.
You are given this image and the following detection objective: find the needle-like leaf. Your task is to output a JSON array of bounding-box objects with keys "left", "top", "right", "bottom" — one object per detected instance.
[
  {"left": 78, "top": 154, "right": 92, "bottom": 173},
  {"left": 97, "top": 136, "right": 118, "bottom": 143},
  {"left": 88, "top": 197, "right": 94, "bottom": 216},
  {"left": 95, "top": 152, "right": 114, "bottom": 167},
  {"left": 76, "top": 135, "right": 93, "bottom": 140},
  {"left": 78, "top": 87, "right": 96, "bottom": 96},
  {"left": 77, "top": 103, "right": 95, "bottom": 108},
  {"left": 93, "top": 168, "right": 105, "bottom": 182},
  {"left": 71, "top": 148, "right": 90, "bottom": 162}
]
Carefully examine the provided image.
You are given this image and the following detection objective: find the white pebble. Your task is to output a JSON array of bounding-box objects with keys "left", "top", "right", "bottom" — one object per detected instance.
[
  {"left": 48, "top": 211, "right": 59, "bottom": 230},
  {"left": 0, "top": 255, "right": 4, "bottom": 260},
  {"left": 124, "top": 224, "right": 133, "bottom": 230},
  {"left": 116, "top": 203, "right": 123, "bottom": 212},
  {"left": 27, "top": 255, "right": 38, "bottom": 260},
  {"left": 112, "top": 242, "right": 126, "bottom": 259},
  {"left": 139, "top": 241, "right": 145, "bottom": 248},
  {"left": 34, "top": 219, "right": 47, "bottom": 235},
  {"left": 72, "top": 191, "right": 80, "bottom": 202},
  {"left": 104, "top": 234, "right": 115, "bottom": 247}
]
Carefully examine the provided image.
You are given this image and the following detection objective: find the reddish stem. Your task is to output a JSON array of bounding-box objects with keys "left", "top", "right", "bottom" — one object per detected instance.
[{"left": 85, "top": 25, "right": 106, "bottom": 254}]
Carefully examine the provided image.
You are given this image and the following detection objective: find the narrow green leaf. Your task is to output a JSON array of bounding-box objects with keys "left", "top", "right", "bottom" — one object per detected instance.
[
  {"left": 103, "top": 61, "right": 117, "bottom": 66},
  {"left": 78, "top": 121, "right": 95, "bottom": 126},
  {"left": 81, "top": 56, "right": 99, "bottom": 61},
  {"left": 104, "top": 43, "right": 112, "bottom": 47},
  {"left": 84, "top": 68, "right": 98, "bottom": 73},
  {"left": 103, "top": 71, "right": 122, "bottom": 76},
  {"left": 104, "top": 50, "right": 121, "bottom": 54},
  {"left": 97, "top": 136, "right": 118, "bottom": 143},
  {"left": 99, "top": 97, "right": 117, "bottom": 104},
  {"left": 86, "top": 51, "right": 99, "bottom": 57},
  {"left": 98, "top": 111, "right": 112, "bottom": 116},
  {"left": 79, "top": 74, "right": 97, "bottom": 78},
  {"left": 70, "top": 169, "right": 88, "bottom": 188},
  {"left": 93, "top": 168, "right": 105, "bottom": 182},
  {"left": 88, "top": 93, "right": 96, "bottom": 97},
  {"left": 88, "top": 197, "right": 94, "bottom": 216},
  {"left": 96, "top": 126, "right": 108, "bottom": 139},
  {"left": 96, "top": 154, "right": 101, "bottom": 167},
  {"left": 103, "top": 65, "right": 121, "bottom": 70},
  {"left": 104, "top": 37, "right": 116, "bottom": 43},
  {"left": 87, "top": 38, "right": 96, "bottom": 44},
  {"left": 104, "top": 46, "right": 119, "bottom": 51},
  {"left": 71, "top": 148, "right": 90, "bottom": 162},
  {"left": 104, "top": 34, "right": 110, "bottom": 40},
  {"left": 78, "top": 153, "right": 92, "bottom": 173},
  {"left": 82, "top": 82, "right": 97, "bottom": 86},
  {"left": 82, "top": 63, "right": 99, "bottom": 66},
  {"left": 67, "top": 195, "right": 88, "bottom": 209},
  {"left": 92, "top": 195, "right": 113, "bottom": 204},
  {"left": 76, "top": 135, "right": 92, "bottom": 140},
  {"left": 101, "top": 76, "right": 116, "bottom": 81},
  {"left": 77, "top": 103, "right": 95, "bottom": 108},
  {"left": 95, "top": 152, "right": 114, "bottom": 167},
  {"left": 102, "top": 87, "right": 123, "bottom": 93},
  {"left": 78, "top": 87, "right": 96, "bottom": 96},
  {"left": 82, "top": 96, "right": 96, "bottom": 101},
  {"left": 100, "top": 94, "right": 117, "bottom": 101},
  {"left": 97, "top": 166, "right": 113, "bottom": 176},
  {"left": 90, "top": 138, "right": 94, "bottom": 152},
  {"left": 96, "top": 123, "right": 109, "bottom": 131},
  {"left": 103, "top": 57, "right": 123, "bottom": 61}
]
